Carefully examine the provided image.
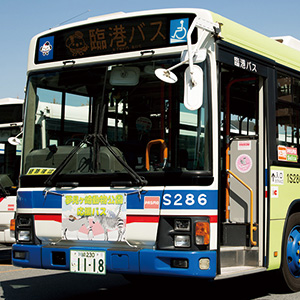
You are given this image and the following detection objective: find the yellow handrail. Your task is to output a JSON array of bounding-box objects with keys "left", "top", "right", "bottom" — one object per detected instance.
[
  {"left": 226, "top": 169, "right": 257, "bottom": 246},
  {"left": 145, "top": 139, "right": 168, "bottom": 171}
]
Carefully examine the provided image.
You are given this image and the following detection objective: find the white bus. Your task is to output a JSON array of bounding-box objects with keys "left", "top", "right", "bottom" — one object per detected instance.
[
  {"left": 12, "top": 8, "right": 300, "bottom": 291},
  {"left": 0, "top": 98, "right": 23, "bottom": 244}
]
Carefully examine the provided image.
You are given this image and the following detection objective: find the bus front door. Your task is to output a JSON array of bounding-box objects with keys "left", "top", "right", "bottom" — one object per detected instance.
[{"left": 219, "top": 62, "right": 262, "bottom": 272}]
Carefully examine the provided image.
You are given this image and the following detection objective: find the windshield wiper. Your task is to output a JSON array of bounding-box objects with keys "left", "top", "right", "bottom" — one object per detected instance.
[
  {"left": 96, "top": 134, "right": 148, "bottom": 187},
  {"left": 44, "top": 133, "right": 148, "bottom": 187},
  {"left": 44, "top": 66, "right": 147, "bottom": 188},
  {"left": 44, "top": 133, "right": 94, "bottom": 187}
]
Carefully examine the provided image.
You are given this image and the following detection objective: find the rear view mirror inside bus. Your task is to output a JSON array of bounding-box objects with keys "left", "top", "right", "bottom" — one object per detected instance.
[
  {"left": 109, "top": 66, "right": 140, "bottom": 86},
  {"left": 184, "top": 65, "right": 203, "bottom": 110}
]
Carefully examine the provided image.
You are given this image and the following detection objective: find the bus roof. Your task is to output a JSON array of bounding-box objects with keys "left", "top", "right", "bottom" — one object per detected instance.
[
  {"left": 28, "top": 8, "right": 300, "bottom": 73},
  {"left": 0, "top": 98, "right": 24, "bottom": 105},
  {"left": 211, "top": 11, "right": 300, "bottom": 72}
]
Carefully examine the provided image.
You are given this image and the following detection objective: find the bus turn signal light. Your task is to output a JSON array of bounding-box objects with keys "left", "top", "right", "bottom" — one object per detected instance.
[
  {"left": 195, "top": 222, "right": 210, "bottom": 245},
  {"left": 10, "top": 219, "right": 15, "bottom": 231}
]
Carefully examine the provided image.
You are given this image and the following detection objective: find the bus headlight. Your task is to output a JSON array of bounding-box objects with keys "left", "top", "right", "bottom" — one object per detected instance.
[
  {"left": 174, "top": 235, "right": 191, "bottom": 248},
  {"left": 157, "top": 216, "right": 210, "bottom": 250},
  {"left": 16, "top": 215, "right": 34, "bottom": 244},
  {"left": 174, "top": 219, "right": 190, "bottom": 231},
  {"left": 18, "top": 230, "right": 31, "bottom": 242}
]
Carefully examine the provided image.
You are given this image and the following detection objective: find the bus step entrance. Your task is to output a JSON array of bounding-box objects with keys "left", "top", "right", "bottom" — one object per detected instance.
[
  {"left": 220, "top": 223, "right": 259, "bottom": 270},
  {"left": 220, "top": 245, "right": 259, "bottom": 268}
]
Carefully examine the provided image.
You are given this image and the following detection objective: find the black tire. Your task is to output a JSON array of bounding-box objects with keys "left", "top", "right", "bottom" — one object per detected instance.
[{"left": 281, "top": 212, "right": 300, "bottom": 291}]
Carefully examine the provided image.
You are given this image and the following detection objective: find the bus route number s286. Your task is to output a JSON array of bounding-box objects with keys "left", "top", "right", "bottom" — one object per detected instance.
[{"left": 162, "top": 192, "right": 208, "bottom": 208}]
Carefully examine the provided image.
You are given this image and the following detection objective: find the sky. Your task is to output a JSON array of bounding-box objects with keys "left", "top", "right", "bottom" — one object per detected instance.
[{"left": 1, "top": 0, "right": 300, "bottom": 99}]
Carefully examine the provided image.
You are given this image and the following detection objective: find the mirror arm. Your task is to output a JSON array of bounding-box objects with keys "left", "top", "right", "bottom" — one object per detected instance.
[
  {"left": 154, "top": 18, "right": 220, "bottom": 85},
  {"left": 168, "top": 59, "right": 188, "bottom": 72},
  {"left": 187, "top": 22, "right": 195, "bottom": 78},
  {"left": 186, "top": 17, "right": 221, "bottom": 84}
]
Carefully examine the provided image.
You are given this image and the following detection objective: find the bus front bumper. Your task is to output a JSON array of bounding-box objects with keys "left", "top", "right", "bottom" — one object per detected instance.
[{"left": 12, "top": 244, "right": 216, "bottom": 279}]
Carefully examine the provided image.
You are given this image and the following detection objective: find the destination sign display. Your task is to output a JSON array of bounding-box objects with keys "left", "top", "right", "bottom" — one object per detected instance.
[{"left": 36, "top": 14, "right": 196, "bottom": 64}]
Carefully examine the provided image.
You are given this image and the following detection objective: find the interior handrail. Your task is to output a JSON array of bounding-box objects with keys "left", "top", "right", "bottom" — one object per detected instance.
[
  {"left": 226, "top": 169, "right": 257, "bottom": 246},
  {"left": 145, "top": 139, "right": 168, "bottom": 171}
]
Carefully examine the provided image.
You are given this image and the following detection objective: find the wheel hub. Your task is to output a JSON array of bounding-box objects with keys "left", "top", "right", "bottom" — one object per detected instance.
[{"left": 287, "top": 225, "right": 300, "bottom": 278}]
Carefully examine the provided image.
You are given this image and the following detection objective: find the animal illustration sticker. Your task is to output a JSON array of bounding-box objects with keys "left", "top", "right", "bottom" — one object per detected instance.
[
  {"left": 38, "top": 36, "right": 54, "bottom": 61},
  {"left": 236, "top": 154, "right": 253, "bottom": 173},
  {"left": 62, "top": 193, "right": 126, "bottom": 241}
]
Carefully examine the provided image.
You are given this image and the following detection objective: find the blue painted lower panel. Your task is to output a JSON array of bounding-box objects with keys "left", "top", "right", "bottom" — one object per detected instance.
[
  {"left": 140, "top": 249, "right": 216, "bottom": 278},
  {"left": 12, "top": 244, "right": 216, "bottom": 278},
  {"left": 12, "top": 244, "right": 42, "bottom": 268}
]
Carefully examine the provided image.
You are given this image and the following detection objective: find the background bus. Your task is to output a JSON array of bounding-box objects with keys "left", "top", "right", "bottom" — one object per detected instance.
[
  {"left": 0, "top": 98, "right": 23, "bottom": 244},
  {"left": 11, "top": 8, "right": 300, "bottom": 292}
]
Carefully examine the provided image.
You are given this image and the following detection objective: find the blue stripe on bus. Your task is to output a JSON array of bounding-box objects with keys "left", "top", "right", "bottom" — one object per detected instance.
[
  {"left": 17, "top": 190, "right": 62, "bottom": 209},
  {"left": 160, "top": 190, "right": 218, "bottom": 210},
  {"left": 17, "top": 189, "right": 218, "bottom": 210}
]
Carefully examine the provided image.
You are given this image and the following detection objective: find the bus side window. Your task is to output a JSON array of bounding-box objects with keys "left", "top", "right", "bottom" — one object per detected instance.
[
  {"left": 276, "top": 73, "right": 300, "bottom": 161},
  {"left": 220, "top": 65, "right": 258, "bottom": 139}
]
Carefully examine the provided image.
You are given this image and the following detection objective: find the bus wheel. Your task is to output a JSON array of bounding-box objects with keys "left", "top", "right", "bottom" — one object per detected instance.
[{"left": 282, "top": 212, "right": 300, "bottom": 291}]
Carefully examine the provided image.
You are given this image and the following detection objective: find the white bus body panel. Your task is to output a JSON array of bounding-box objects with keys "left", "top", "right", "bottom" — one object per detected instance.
[{"left": 0, "top": 196, "right": 16, "bottom": 243}]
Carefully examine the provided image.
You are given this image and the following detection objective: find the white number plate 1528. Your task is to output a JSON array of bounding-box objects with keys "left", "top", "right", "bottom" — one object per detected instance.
[{"left": 70, "top": 250, "right": 106, "bottom": 275}]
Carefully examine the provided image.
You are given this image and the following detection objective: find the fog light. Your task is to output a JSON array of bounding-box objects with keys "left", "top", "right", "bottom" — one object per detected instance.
[
  {"left": 171, "top": 258, "right": 189, "bottom": 269},
  {"left": 199, "top": 258, "right": 210, "bottom": 270},
  {"left": 13, "top": 251, "right": 26, "bottom": 259},
  {"left": 18, "top": 217, "right": 31, "bottom": 226},
  {"left": 174, "top": 235, "right": 190, "bottom": 248},
  {"left": 18, "top": 230, "right": 31, "bottom": 242},
  {"left": 195, "top": 222, "right": 210, "bottom": 245}
]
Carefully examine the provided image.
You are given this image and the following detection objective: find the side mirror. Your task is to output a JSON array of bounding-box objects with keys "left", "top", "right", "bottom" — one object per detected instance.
[
  {"left": 154, "top": 49, "right": 207, "bottom": 85},
  {"left": 154, "top": 68, "right": 178, "bottom": 84},
  {"left": 8, "top": 137, "right": 21, "bottom": 146},
  {"left": 184, "top": 65, "right": 203, "bottom": 110},
  {"left": 8, "top": 131, "right": 23, "bottom": 145}
]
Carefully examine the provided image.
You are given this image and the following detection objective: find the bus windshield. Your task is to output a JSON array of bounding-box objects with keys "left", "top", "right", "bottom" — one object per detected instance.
[{"left": 22, "top": 58, "right": 211, "bottom": 186}]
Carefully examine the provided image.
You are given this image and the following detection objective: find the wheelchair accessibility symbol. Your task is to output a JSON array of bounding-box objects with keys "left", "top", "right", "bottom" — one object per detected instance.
[{"left": 170, "top": 18, "right": 189, "bottom": 44}]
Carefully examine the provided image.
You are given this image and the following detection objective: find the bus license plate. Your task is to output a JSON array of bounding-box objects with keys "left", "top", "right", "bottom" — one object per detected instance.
[{"left": 70, "top": 250, "right": 106, "bottom": 275}]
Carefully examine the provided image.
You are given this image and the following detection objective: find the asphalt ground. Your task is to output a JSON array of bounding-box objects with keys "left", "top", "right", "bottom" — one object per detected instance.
[{"left": 1, "top": 251, "right": 300, "bottom": 300}]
